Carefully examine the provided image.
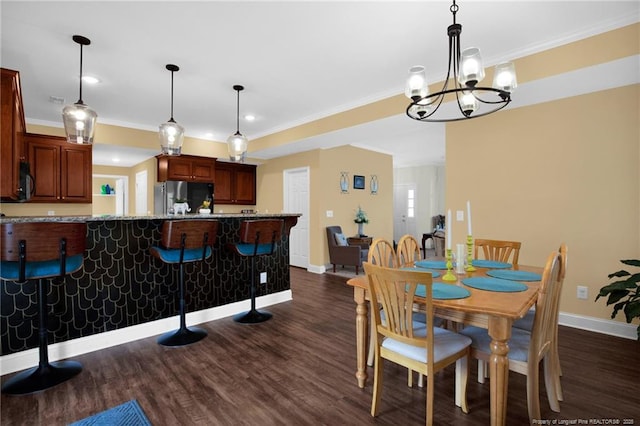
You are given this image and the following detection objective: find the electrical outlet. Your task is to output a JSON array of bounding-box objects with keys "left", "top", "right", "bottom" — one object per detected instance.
[
  {"left": 456, "top": 210, "right": 464, "bottom": 221},
  {"left": 47, "top": 210, "right": 55, "bottom": 216},
  {"left": 260, "top": 272, "right": 267, "bottom": 284},
  {"left": 577, "top": 285, "right": 588, "bottom": 300},
  {"left": 326, "top": 210, "right": 333, "bottom": 218}
]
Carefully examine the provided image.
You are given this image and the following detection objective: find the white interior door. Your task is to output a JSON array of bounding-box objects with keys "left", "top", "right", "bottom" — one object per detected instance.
[
  {"left": 393, "top": 183, "right": 417, "bottom": 243},
  {"left": 135, "top": 171, "right": 147, "bottom": 215},
  {"left": 115, "top": 178, "right": 125, "bottom": 215},
  {"left": 284, "top": 167, "right": 309, "bottom": 269}
]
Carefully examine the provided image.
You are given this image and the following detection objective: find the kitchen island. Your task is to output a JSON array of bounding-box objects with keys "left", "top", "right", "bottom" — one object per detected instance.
[{"left": 0, "top": 213, "right": 299, "bottom": 360}]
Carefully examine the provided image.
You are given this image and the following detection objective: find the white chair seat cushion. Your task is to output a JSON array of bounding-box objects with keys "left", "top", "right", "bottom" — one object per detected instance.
[
  {"left": 381, "top": 327, "right": 471, "bottom": 363},
  {"left": 459, "top": 325, "right": 531, "bottom": 363},
  {"left": 513, "top": 309, "right": 535, "bottom": 331}
]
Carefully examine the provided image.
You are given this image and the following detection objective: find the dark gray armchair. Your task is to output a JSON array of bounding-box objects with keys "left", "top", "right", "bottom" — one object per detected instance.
[{"left": 326, "top": 226, "right": 368, "bottom": 275}]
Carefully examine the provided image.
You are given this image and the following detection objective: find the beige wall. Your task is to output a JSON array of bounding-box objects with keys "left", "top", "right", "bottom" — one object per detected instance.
[
  {"left": 446, "top": 84, "right": 640, "bottom": 324},
  {"left": 257, "top": 145, "right": 393, "bottom": 268}
]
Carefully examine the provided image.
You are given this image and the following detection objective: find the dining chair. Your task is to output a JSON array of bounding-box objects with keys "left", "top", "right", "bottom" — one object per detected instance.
[
  {"left": 366, "top": 238, "right": 399, "bottom": 368},
  {"left": 368, "top": 238, "right": 398, "bottom": 268},
  {"left": 396, "top": 234, "right": 421, "bottom": 267},
  {"left": 474, "top": 238, "right": 522, "bottom": 265},
  {"left": 513, "top": 243, "right": 568, "bottom": 402},
  {"left": 364, "top": 262, "right": 471, "bottom": 425},
  {"left": 459, "top": 250, "right": 564, "bottom": 423},
  {"left": 396, "top": 234, "right": 443, "bottom": 388},
  {"left": 473, "top": 238, "right": 522, "bottom": 382}
]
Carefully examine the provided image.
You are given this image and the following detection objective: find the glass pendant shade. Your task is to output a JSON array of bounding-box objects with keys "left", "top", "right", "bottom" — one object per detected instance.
[
  {"left": 405, "top": 66, "right": 429, "bottom": 100},
  {"left": 493, "top": 61, "right": 518, "bottom": 92},
  {"left": 62, "top": 102, "right": 97, "bottom": 144},
  {"left": 227, "top": 132, "right": 248, "bottom": 162},
  {"left": 159, "top": 119, "right": 184, "bottom": 156},
  {"left": 459, "top": 47, "right": 485, "bottom": 87},
  {"left": 460, "top": 91, "right": 478, "bottom": 116}
]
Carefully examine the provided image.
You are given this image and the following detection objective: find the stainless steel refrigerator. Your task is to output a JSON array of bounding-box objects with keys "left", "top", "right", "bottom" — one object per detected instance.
[{"left": 154, "top": 181, "right": 214, "bottom": 215}]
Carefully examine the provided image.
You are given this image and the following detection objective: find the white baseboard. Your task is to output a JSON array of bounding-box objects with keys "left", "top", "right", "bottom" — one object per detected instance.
[
  {"left": 307, "top": 264, "right": 326, "bottom": 274},
  {"left": 559, "top": 311, "right": 637, "bottom": 340},
  {"left": 0, "top": 290, "right": 292, "bottom": 376}
]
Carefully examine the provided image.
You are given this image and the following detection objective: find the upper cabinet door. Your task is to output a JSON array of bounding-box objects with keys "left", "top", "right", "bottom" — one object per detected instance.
[
  {"left": 61, "top": 144, "right": 92, "bottom": 202},
  {"left": 0, "top": 68, "right": 26, "bottom": 200},
  {"left": 156, "top": 154, "right": 216, "bottom": 183},
  {"left": 214, "top": 162, "right": 256, "bottom": 205}
]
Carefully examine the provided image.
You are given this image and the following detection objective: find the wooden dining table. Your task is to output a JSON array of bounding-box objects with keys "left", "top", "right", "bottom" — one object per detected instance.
[{"left": 346, "top": 262, "right": 543, "bottom": 426}]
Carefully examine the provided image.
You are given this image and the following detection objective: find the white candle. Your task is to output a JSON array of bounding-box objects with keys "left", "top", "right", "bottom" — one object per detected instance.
[
  {"left": 467, "top": 200, "right": 472, "bottom": 236},
  {"left": 447, "top": 209, "right": 452, "bottom": 250}
]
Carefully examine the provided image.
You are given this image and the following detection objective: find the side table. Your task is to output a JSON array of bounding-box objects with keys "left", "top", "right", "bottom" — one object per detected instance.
[{"left": 347, "top": 236, "right": 372, "bottom": 248}]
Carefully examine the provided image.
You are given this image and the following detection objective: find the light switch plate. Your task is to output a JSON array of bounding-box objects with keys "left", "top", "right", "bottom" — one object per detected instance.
[
  {"left": 456, "top": 210, "right": 464, "bottom": 221},
  {"left": 326, "top": 210, "right": 333, "bottom": 217},
  {"left": 260, "top": 272, "right": 267, "bottom": 284}
]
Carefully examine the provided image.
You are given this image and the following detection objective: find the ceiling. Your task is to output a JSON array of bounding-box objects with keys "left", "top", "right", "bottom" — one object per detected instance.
[{"left": 2, "top": 1, "right": 638, "bottom": 168}]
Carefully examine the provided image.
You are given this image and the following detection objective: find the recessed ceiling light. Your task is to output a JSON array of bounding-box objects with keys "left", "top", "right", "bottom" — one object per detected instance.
[
  {"left": 82, "top": 75, "right": 100, "bottom": 84},
  {"left": 49, "top": 96, "right": 65, "bottom": 104},
  {"left": 205, "top": 132, "right": 214, "bottom": 138},
  {"left": 244, "top": 114, "right": 255, "bottom": 122},
  {"left": 112, "top": 158, "right": 120, "bottom": 163}
]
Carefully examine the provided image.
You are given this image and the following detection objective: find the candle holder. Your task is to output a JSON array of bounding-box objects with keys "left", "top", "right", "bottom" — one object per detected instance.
[
  {"left": 442, "top": 248, "right": 457, "bottom": 282},
  {"left": 466, "top": 234, "right": 476, "bottom": 272}
]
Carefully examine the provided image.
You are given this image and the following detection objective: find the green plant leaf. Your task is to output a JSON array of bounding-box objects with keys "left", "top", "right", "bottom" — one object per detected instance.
[
  {"left": 621, "top": 259, "right": 640, "bottom": 267},
  {"left": 623, "top": 300, "right": 640, "bottom": 323},
  {"left": 608, "top": 270, "right": 630, "bottom": 279},
  {"left": 606, "top": 290, "right": 631, "bottom": 306}
]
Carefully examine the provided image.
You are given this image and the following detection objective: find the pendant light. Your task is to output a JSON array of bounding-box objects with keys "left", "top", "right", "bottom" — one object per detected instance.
[
  {"left": 62, "top": 35, "right": 98, "bottom": 144},
  {"left": 159, "top": 64, "right": 184, "bottom": 156},
  {"left": 227, "top": 85, "right": 248, "bottom": 162}
]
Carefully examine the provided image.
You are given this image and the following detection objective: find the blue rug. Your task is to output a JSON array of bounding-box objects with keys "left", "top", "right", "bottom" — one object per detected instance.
[{"left": 69, "top": 400, "right": 152, "bottom": 426}]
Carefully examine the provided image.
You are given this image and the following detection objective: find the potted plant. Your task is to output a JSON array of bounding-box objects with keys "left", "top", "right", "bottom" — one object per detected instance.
[
  {"left": 595, "top": 259, "right": 640, "bottom": 340},
  {"left": 354, "top": 206, "right": 369, "bottom": 237}
]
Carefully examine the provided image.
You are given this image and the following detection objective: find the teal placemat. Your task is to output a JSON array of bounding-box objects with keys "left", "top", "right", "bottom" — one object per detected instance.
[
  {"left": 487, "top": 269, "right": 542, "bottom": 282},
  {"left": 400, "top": 267, "right": 441, "bottom": 278},
  {"left": 471, "top": 259, "right": 512, "bottom": 269},
  {"left": 461, "top": 277, "right": 528, "bottom": 292},
  {"left": 414, "top": 283, "right": 471, "bottom": 299},
  {"left": 415, "top": 260, "right": 447, "bottom": 270}
]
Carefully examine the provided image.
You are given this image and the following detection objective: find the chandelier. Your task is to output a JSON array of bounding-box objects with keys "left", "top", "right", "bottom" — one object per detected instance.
[{"left": 405, "top": 0, "right": 517, "bottom": 122}]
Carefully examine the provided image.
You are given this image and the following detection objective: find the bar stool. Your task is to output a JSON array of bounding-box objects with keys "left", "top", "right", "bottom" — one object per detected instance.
[
  {"left": 227, "top": 219, "right": 283, "bottom": 324},
  {"left": 0, "top": 221, "right": 86, "bottom": 395},
  {"left": 150, "top": 220, "right": 218, "bottom": 346}
]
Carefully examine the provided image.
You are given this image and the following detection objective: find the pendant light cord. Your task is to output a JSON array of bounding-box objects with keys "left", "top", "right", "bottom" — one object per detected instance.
[
  {"left": 236, "top": 88, "right": 240, "bottom": 134},
  {"left": 170, "top": 70, "right": 175, "bottom": 121},
  {"left": 78, "top": 44, "right": 84, "bottom": 104}
]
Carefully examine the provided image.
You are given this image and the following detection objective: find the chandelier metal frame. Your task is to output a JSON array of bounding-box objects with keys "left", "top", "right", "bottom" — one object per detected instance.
[{"left": 406, "top": 0, "right": 515, "bottom": 122}]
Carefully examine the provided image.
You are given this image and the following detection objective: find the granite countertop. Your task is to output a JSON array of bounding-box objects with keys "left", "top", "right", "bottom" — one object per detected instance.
[{"left": 0, "top": 213, "right": 301, "bottom": 223}]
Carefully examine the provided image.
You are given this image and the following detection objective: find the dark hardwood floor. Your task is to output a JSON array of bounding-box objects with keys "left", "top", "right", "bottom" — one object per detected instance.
[{"left": 2, "top": 267, "right": 639, "bottom": 425}]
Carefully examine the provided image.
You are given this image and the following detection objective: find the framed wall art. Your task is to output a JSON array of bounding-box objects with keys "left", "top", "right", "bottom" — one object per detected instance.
[{"left": 353, "top": 175, "right": 365, "bottom": 190}]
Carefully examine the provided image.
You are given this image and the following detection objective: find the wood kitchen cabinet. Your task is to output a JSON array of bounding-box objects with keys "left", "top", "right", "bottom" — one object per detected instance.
[
  {"left": 214, "top": 162, "right": 256, "bottom": 205},
  {"left": 25, "top": 133, "right": 92, "bottom": 202},
  {"left": 0, "top": 68, "right": 26, "bottom": 200},
  {"left": 156, "top": 154, "right": 216, "bottom": 183}
]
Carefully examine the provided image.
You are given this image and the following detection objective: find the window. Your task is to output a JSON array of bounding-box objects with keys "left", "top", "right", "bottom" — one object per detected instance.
[{"left": 407, "top": 189, "right": 415, "bottom": 218}]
